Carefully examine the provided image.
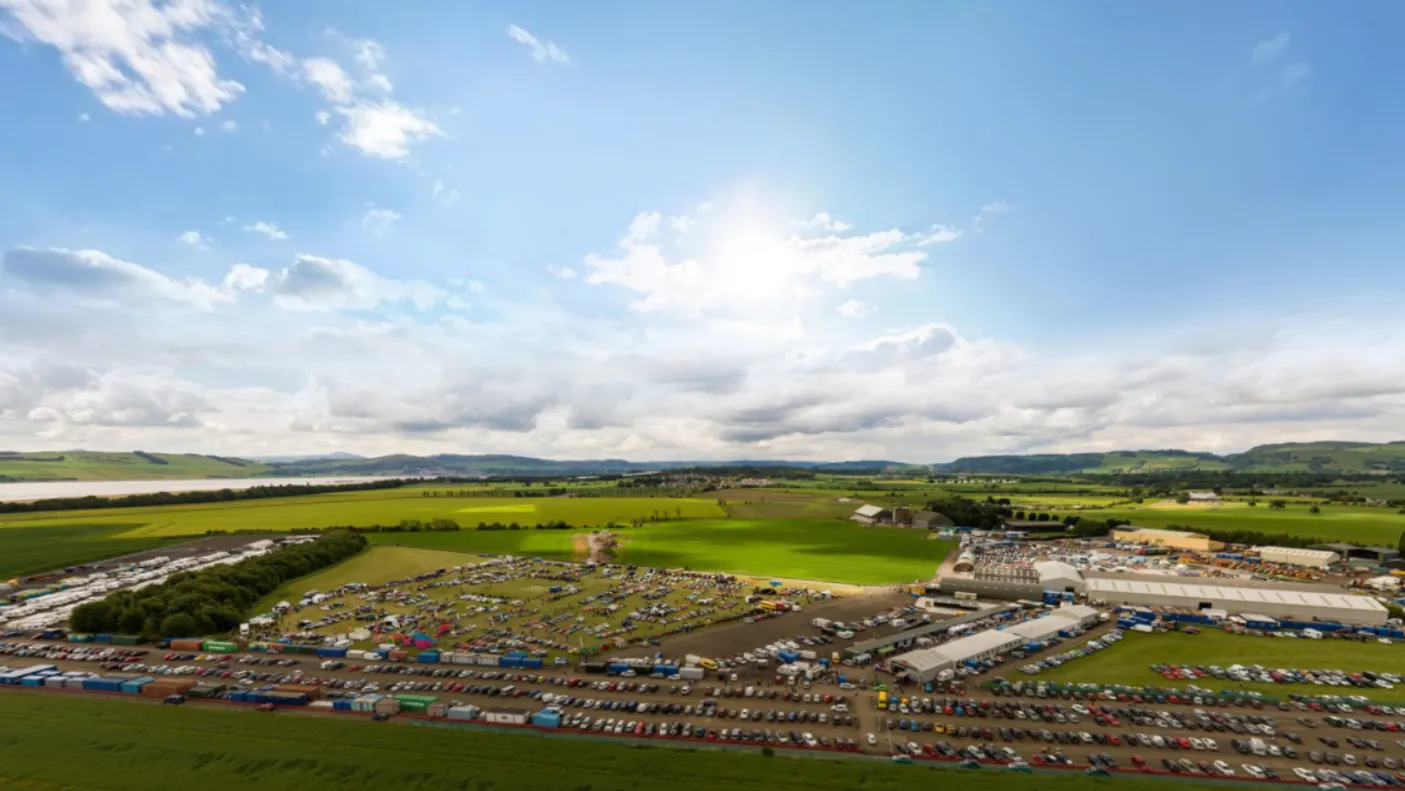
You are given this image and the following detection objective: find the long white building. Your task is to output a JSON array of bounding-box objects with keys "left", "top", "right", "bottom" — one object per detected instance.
[
  {"left": 890, "top": 605, "right": 1100, "bottom": 682},
  {"left": 1085, "top": 578, "right": 1386, "bottom": 625},
  {"left": 1254, "top": 546, "right": 1339, "bottom": 568}
]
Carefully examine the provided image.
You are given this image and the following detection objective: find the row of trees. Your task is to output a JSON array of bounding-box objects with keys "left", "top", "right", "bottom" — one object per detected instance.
[
  {"left": 0, "top": 478, "right": 411, "bottom": 514},
  {"left": 68, "top": 530, "right": 367, "bottom": 639},
  {"left": 926, "top": 496, "right": 1013, "bottom": 530}
]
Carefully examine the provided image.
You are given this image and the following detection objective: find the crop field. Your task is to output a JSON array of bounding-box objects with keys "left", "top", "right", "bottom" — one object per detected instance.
[
  {"left": 711, "top": 490, "right": 862, "bottom": 520},
  {"left": 0, "top": 524, "right": 187, "bottom": 580},
  {"left": 368, "top": 518, "right": 953, "bottom": 585},
  {"left": 0, "top": 489, "right": 728, "bottom": 538},
  {"left": 1005, "top": 494, "right": 1134, "bottom": 509},
  {"left": 0, "top": 691, "right": 1227, "bottom": 791},
  {"left": 250, "top": 545, "right": 782, "bottom": 657},
  {"left": 1095, "top": 501, "right": 1405, "bottom": 546},
  {"left": 1036, "top": 630, "right": 1405, "bottom": 702}
]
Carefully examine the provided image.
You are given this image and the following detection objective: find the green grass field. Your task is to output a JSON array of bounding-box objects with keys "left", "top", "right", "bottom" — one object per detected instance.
[
  {"left": 1037, "top": 630, "right": 1405, "bottom": 701},
  {"left": 0, "top": 450, "right": 272, "bottom": 481},
  {"left": 0, "top": 489, "right": 728, "bottom": 538},
  {"left": 0, "top": 524, "right": 188, "bottom": 580},
  {"left": 368, "top": 518, "right": 952, "bottom": 585},
  {"left": 0, "top": 691, "right": 1230, "bottom": 791},
  {"left": 1097, "top": 501, "right": 1405, "bottom": 546}
]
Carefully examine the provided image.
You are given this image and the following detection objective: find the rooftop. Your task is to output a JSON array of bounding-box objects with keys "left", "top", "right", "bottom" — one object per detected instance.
[
  {"left": 1086, "top": 578, "right": 1386, "bottom": 613},
  {"left": 853, "top": 504, "right": 887, "bottom": 517}
]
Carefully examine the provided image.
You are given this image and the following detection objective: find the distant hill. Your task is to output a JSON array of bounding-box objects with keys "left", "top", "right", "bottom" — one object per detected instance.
[
  {"left": 251, "top": 452, "right": 366, "bottom": 463},
  {"left": 0, "top": 451, "right": 274, "bottom": 482},
  {"left": 939, "top": 443, "right": 1405, "bottom": 475},
  {"left": 268, "top": 454, "right": 922, "bottom": 478}
]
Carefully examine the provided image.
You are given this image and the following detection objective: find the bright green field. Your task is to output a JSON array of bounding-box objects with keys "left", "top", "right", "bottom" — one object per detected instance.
[
  {"left": 0, "top": 524, "right": 189, "bottom": 580},
  {"left": 1098, "top": 501, "right": 1405, "bottom": 546},
  {"left": 0, "top": 691, "right": 1228, "bottom": 791},
  {"left": 0, "top": 489, "right": 727, "bottom": 538},
  {"left": 370, "top": 517, "right": 953, "bottom": 585},
  {"left": 1037, "top": 630, "right": 1405, "bottom": 701},
  {"left": 0, "top": 450, "right": 272, "bottom": 481}
]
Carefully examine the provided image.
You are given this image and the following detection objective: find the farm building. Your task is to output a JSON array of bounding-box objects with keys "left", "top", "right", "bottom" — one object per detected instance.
[
  {"left": 952, "top": 552, "right": 976, "bottom": 573},
  {"left": 1187, "top": 491, "right": 1220, "bottom": 502},
  {"left": 1084, "top": 578, "right": 1388, "bottom": 625},
  {"left": 851, "top": 504, "right": 891, "bottom": 525},
  {"left": 1254, "top": 546, "right": 1339, "bottom": 568},
  {"left": 889, "top": 606, "right": 1101, "bottom": 682},
  {"left": 1111, "top": 526, "right": 1223, "bottom": 552}
]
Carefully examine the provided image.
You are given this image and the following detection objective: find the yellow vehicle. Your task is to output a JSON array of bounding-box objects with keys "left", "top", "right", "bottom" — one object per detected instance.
[
  {"left": 877, "top": 690, "right": 888, "bottom": 707},
  {"left": 758, "top": 602, "right": 778, "bottom": 612},
  {"left": 699, "top": 658, "right": 718, "bottom": 670},
  {"left": 935, "top": 723, "right": 947, "bottom": 734}
]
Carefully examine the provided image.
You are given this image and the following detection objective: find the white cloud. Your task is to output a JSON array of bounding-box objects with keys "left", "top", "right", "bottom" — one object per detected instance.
[
  {"left": 916, "top": 225, "right": 962, "bottom": 246},
  {"left": 177, "top": 230, "right": 207, "bottom": 248},
  {"left": 361, "top": 207, "right": 402, "bottom": 234},
  {"left": 1252, "top": 33, "right": 1291, "bottom": 63},
  {"left": 243, "top": 220, "right": 288, "bottom": 240},
  {"left": 303, "top": 57, "right": 356, "bottom": 104},
  {"left": 314, "top": 109, "right": 330, "bottom": 125},
  {"left": 222, "top": 262, "right": 268, "bottom": 292},
  {"left": 265, "top": 254, "right": 444, "bottom": 311},
  {"left": 970, "top": 200, "right": 1015, "bottom": 231},
  {"left": 219, "top": 119, "right": 236, "bottom": 132},
  {"left": 800, "top": 212, "right": 852, "bottom": 233},
  {"left": 78, "top": 111, "right": 90, "bottom": 122},
  {"left": 430, "top": 178, "right": 459, "bottom": 206},
  {"left": 0, "top": 0, "right": 246, "bottom": 117},
  {"left": 506, "top": 24, "right": 571, "bottom": 65},
  {"left": 336, "top": 101, "right": 442, "bottom": 160},
  {"left": 0, "top": 246, "right": 239, "bottom": 309},
  {"left": 193, "top": 125, "right": 206, "bottom": 136},
  {"left": 547, "top": 265, "right": 578, "bottom": 280},
  {"left": 837, "top": 300, "right": 874, "bottom": 318}
]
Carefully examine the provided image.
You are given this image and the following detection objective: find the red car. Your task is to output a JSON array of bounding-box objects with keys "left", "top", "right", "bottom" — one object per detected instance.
[
  {"left": 1131, "top": 755, "right": 1148, "bottom": 770},
  {"left": 255, "top": 703, "right": 276, "bottom": 712}
]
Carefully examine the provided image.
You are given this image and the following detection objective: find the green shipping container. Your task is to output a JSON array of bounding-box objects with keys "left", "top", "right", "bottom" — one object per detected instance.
[
  {"left": 202, "top": 641, "right": 238, "bottom": 653},
  {"left": 397, "top": 701, "right": 429, "bottom": 712},
  {"left": 110, "top": 635, "right": 143, "bottom": 646},
  {"left": 394, "top": 695, "right": 438, "bottom": 705}
]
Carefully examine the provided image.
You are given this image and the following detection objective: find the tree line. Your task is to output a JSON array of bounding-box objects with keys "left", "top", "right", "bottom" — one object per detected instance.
[
  {"left": 68, "top": 530, "right": 367, "bottom": 638},
  {"left": 0, "top": 478, "right": 412, "bottom": 514}
]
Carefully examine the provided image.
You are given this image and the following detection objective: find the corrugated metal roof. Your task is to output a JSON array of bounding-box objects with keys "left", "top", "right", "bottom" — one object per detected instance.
[
  {"left": 1085, "top": 578, "right": 1385, "bottom": 613},
  {"left": 854, "top": 504, "right": 886, "bottom": 517}
]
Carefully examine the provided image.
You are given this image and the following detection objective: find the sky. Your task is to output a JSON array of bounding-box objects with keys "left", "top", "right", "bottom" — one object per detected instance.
[{"left": 1, "top": 1, "right": 1404, "bottom": 463}]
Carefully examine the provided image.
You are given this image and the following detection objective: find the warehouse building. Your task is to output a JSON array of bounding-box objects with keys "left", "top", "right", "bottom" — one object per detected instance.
[
  {"left": 940, "top": 560, "right": 1086, "bottom": 601},
  {"left": 1111, "top": 526, "right": 1224, "bottom": 552},
  {"left": 889, "top": 605, "right": 1101, "bottom": 682},
  {"left": 1254, "top": 546, "right": 1339, "bottom": 568},
  {"left": 1085, "top": 578, "right": 1387, "bottom": 625}
]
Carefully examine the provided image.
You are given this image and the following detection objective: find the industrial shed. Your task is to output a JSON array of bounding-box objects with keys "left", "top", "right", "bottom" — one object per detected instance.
[
  {"left": 889, "top": 606, "right": 1102, "bottom": 681},
  {"left": 1255, "top": 546, "right": 1339, "bottom": 568},
  {"left": 1034, "top": 561, "right": 1086, "bottom": 594},
  {"left": 851, "top": 504, "right": 891, "bottom": 525},
  {"left": 1085, "top": 578, "right": 1388, "bottom": 625}
]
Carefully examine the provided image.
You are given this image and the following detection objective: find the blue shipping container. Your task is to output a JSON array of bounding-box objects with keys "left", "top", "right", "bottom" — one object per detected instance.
[
  {"left": 522, "top": 657, "right": 544, "bottom": 669},
  {"left": 499, "top": 657, "right": 521, "bottom": 669},
  {"left": 417, "top": 652, "right": 440, "bottom": 664},
  {"left": 315, "top": 647, "right": 348, "bottom": 658}
]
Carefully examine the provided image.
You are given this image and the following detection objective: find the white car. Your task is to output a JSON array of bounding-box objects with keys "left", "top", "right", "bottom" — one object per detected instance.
[
  {"left": 1295, "top": 768, "right": 1317, "bottom": 782},
  {"left": 867, "top": 733, "right": 877, "bottom": 746},
  {"left": 1213, "top": 761, "right": 1234, "bottom": 776}
]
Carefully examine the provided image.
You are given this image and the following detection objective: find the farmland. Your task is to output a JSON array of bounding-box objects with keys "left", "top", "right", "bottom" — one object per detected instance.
[
  {"left": 0, "top": 691, "right": 1228, "bottom": 791},
  {"left": 0, "top": 524, "right": 188, "bottom": 580},
  {"left": 366, "top": 518, "right": 953, "bottom": 585},
  {"left": 1095, "top": 501, "right": 1405, "bottom": 547},
  {"left": 0, "top": 488, "right": 729, "bottom": 538},
  {"left": 1036, "top": 630, "right": 1405, "bottom": 702}
]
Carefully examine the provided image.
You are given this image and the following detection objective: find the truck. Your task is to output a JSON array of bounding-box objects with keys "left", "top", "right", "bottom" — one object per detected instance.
[{"left": 812, "top": 617, "right": 832, "bottom": 630}]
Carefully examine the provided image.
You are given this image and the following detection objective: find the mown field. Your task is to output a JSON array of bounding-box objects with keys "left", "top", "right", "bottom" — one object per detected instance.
[
  {"left": 0, "top": 488, "right": 729, "bottom": 538},
  {"left": 1036, "top": 630, "right": 1405, "bottom": 702},
  {"left": 0, "top": 691, "right": 1229, "bottom": 791},
  {"left": 1097, "top": 501, "right": 1405, "bottom": 546},
  {"left": 0, "top": 450, "right": 272, "bottom": 481},
  {"left": 0, "top": 524, "right": 188, "bottom": 580},
  {"left": 367, "top": 518, "right": 952, "bottom": 585}
]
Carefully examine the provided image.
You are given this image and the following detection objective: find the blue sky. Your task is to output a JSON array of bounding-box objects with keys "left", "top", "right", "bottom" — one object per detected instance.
[{"left": 1, "top": 0, "right": 1403, "bottom": 462}]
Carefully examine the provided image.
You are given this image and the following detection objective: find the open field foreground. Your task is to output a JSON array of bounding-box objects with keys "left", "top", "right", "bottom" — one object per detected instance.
[
  {"left": 0, "top": 489, "right": 729, "bottom": 537},
  {"left": 0, "top": 691, "right": 1232, "bottom": 791},
  {"left": 368, "top": 519, "right": 953, "bottom": 585},
  {"left": 1037, "top": 630, "right": 1405, "bottom": 701}
]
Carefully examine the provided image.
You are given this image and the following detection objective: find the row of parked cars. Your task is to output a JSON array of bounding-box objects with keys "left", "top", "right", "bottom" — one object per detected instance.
[
  {"left": 0, "top": 641, "right": 145, "bottom": 664},
  {"left": 559, "top": 714, "right": 860, "bottom": 750},
  {"left": 1154, "top": 663, "right": 1403, "bottom": 690}
]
